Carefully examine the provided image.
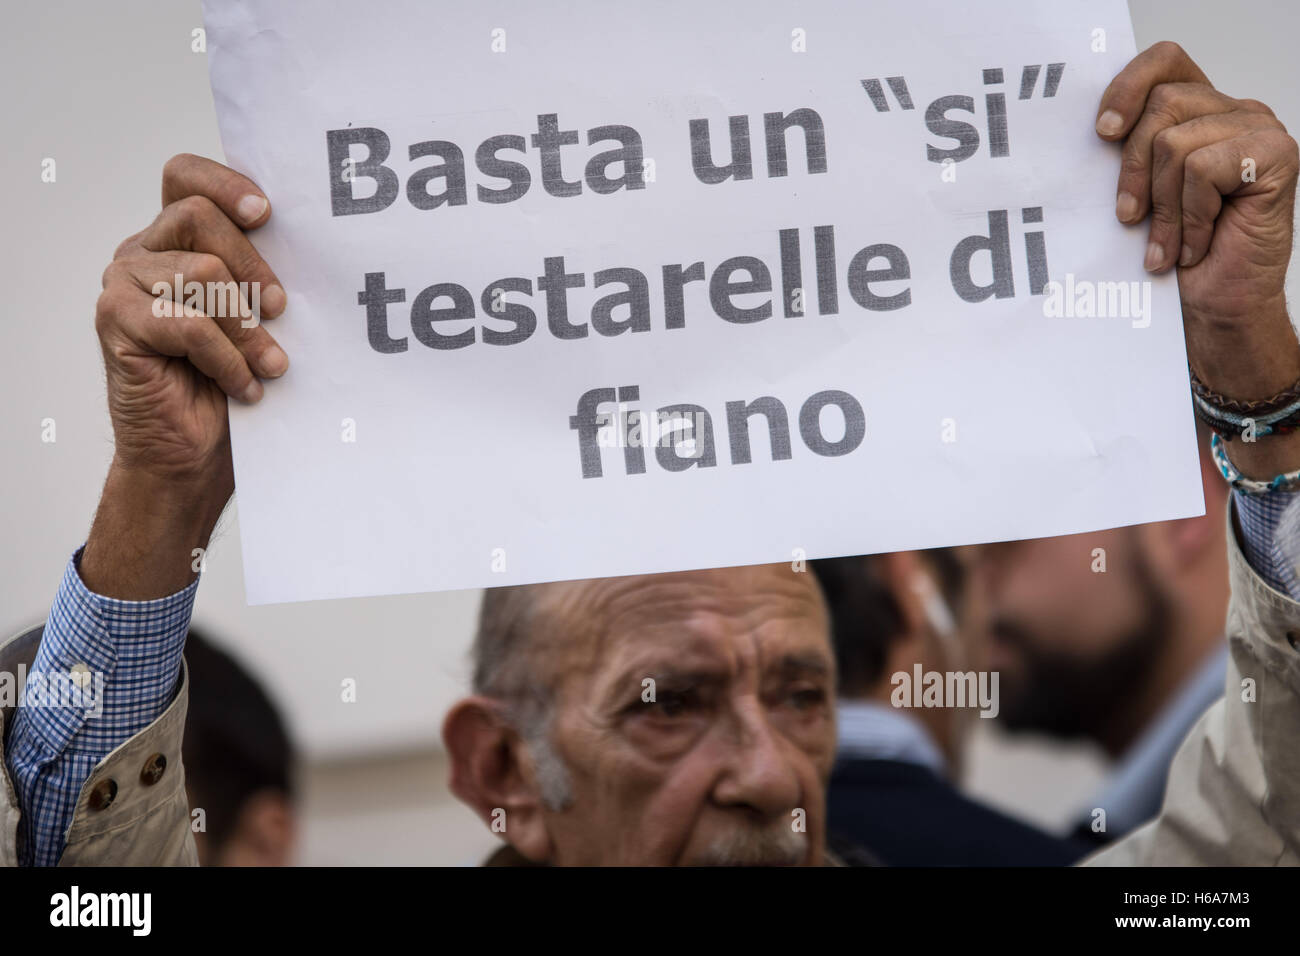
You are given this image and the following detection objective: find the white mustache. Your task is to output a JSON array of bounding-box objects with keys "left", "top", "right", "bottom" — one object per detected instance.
[{"left": 692, "top": 824, "right": 808, "bottom": 866}]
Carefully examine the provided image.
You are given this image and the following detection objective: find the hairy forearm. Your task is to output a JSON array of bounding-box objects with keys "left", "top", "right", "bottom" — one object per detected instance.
[
  {"left": 79, "top": 459, "right": 231, "bottom": 599},
  {"left": 1185, "top": 297, "right": 1300, "bottom": 479}
]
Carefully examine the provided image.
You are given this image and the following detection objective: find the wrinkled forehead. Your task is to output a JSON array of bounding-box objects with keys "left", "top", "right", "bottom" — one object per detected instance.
[{"left": 536, "top": 564, "right": 832, "bottom": 686}]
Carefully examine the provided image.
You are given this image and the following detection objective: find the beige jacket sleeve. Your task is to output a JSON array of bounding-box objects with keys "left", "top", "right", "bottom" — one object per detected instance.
[
  {"left": 0, "top": 635, "right": 197, "bottom": 867},
  {"left": 1086, "top": 502, "right": 1300, "bottom": 866}
]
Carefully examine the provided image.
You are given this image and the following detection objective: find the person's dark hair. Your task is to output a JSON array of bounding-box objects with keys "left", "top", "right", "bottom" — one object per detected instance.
[
  {"left": 922, "top": 548, "right": 965, "bottom": 614},
  {"left": 809, "top": 556, "right": 905, "bottom": 696},
  {"left": 183, "top": 628, "right": 295, "bottom": 850}
]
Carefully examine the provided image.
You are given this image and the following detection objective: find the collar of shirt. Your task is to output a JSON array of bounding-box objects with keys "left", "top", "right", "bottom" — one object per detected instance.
[{"left": 834, "top": 699, "right": 948, "bottom": 777}]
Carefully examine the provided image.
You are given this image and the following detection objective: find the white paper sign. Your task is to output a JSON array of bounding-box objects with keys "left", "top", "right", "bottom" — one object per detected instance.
[{"left": 202, "top": 0, "right": 1203, "bottom": 605}]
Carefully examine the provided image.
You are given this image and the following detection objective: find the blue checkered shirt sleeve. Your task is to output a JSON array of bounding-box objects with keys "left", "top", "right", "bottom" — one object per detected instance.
[
  {"left": 5, "top": 547, "right": 198, "bottom": 867},
  {"left": 1233, "top": 488, "right": 1300, "bottom": 598}
]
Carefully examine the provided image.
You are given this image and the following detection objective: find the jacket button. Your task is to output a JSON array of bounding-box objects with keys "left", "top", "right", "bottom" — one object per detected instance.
[
  {"left": 140, "top": 753, "right": 167, "bottom": 786},
  {"left": 88, "top": 779, "right": 117, "bottom": 811}
]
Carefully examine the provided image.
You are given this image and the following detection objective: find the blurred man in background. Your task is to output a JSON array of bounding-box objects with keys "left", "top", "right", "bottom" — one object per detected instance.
[
  {"left": 968, "top": 427, "right": 1229, "bottom": 843},
  {"left": 183, "top": 629, "right": 297, "bottom": 866},
  {"left": 814, "top": 551, "right": 1092, "bottom": 864}
]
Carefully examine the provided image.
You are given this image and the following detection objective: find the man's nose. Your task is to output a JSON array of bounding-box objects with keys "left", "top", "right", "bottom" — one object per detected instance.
[{"left": 711, "top": 704, "right": 803, "bottom": 817}]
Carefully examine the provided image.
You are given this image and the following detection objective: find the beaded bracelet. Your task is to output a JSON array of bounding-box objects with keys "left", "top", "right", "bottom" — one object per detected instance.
[
  {"left": 1209, "top": 432, "right": 1300, "bottom": 495},
  {"left": 1189, "top": 366, "right": 1300, "bottom": 441},
  {"left": 1192, "top": 391, "right": 1300, "bottom": 440}
]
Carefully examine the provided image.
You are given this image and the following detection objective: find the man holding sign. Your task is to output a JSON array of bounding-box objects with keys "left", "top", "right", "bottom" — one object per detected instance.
[{"left": 3, "top": 25, "right": 1299, "bottom": 867}]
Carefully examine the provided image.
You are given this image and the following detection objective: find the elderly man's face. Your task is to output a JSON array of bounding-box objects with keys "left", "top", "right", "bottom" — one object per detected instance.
[{"left": 535, "top": 564, "right": 836, "bottom": 865}]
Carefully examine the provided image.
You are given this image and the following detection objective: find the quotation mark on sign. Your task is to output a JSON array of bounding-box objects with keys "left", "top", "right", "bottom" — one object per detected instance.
[
  {"left": 1017, "top": 63, "right": 1066, "bottom": 99},
  {"left": 860, "top": 77, "right": 914, "bottom": 112},
  {"left": 869, "top": 65, "right": 1070, "bottom": 164}
]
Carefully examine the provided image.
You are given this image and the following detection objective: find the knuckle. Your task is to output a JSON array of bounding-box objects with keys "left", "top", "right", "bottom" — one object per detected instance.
[
  {"left": 1151, "top": 126, "right": 1179, "bottom": 162},
  {"left": 1149, "top": 199, "right": 1179, "bottom": 227},
  {"left": 229, "top": 326, "right": 265, "bottom": 354},
  {"left": 1259, "top": 115, "right": 1286, "bottom": 136},
  {"left": 162, "top": 152, "right": 197, "bottom": 184},
  {"left": 1237, "top": 98, "right": 1275, "bottom": 118},
  {"left": 181, "top": 313, "right": 221, "bottom": 350},
  {"left": 1181, "top": 205, "right": 1208, "bottom": 232},
  {"left": 1145, "top": 84, "right": 1183, "bottom": 122},
  {"left": 1238, "top": 108, "right": 1285, "bottom": 137},
  {"left": 173, "top": 192, "right": 219, "bottom": 222},
  {"left": 1146, "top": 83, "right": 1174, "bottom": 110},
  {"left": 185, "top": 322, "right": 243, "bottom": 385},
  {"left": 1119, "top": 145, "right": 1148, "bottom": 183},
  {"left": 1253, "top": 129, "right": 1298, "bottom": 170},
  {"left": 1106, "top": 76, "right": 1139, "bottom": 107},
  {"left": 223, "top": 303, "right": 263, "bottom": 342},
  {"left": 184, "top": 251, "right": 228, "bottom": 284},
  {"left": 1150, "top": 40, "right": 1187, "bottom": 62},
  {"left": 1281, "top": 132, "right": 1300, "bottom": 165},
  {"left": 93, "top": 289, "right": 113, "bottom": 327},
  {"left": 93, "top": 287, "right": 128, "bottom": 334},
  {"left": 166, "top": 194, "right": 221, "bottom": 245},
  {"left": 112, "top": 232, "right": 142, "bottom": 261},
  {"left": 214, "top": 344, "right": 248, "bottom": 384},
  {"left": 1183, "top": 149, "right": 1212, "bottom": 184},
  {"left": 233, "top": 244, "right": 267, "bottom": 280},
  {"left": 100, "top": 260, "right": 128, "bottom": 291}
]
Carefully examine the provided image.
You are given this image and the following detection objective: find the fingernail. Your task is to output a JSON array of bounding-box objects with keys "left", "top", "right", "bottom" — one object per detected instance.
[
  {"left": 236, "top": 194, "right": 268, "bottom": 224},
  {"left": 1179, "top": 244, "right": 1194, "bottom": 267},
  {"left": 242, "top": 379, "right": 264, "bottom": 403},
  {"left": 1096, "top": 109, "right": 1124, "bottom": 136},
  {"left": 1144, "top": 241, "right": 1164, "bottom": 272},
  {"left": 261, "top": 283, "right": 286, "bottom": 317},
  {"left": 258, "top": 345, "right": 288, "bottom": 377},
  {"left": 1116, "top": 191, "right": 1139, "bottom": 222}
]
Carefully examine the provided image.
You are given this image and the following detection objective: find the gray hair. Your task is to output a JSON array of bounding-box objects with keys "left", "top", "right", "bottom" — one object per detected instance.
[{"left": 473, "top": 585, "right": 574, "bottom": 811}]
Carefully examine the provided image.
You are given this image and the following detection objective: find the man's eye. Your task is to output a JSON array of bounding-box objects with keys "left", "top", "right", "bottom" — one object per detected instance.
[
  {"left": 652, "top": 689, "right": 698, "bottom": 717},
  {"left": 789, "top": 687, "right": 827, "bottom": 710}
]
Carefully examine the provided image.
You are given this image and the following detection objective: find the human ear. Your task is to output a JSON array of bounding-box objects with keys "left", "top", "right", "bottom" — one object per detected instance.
[{"left": 442, "top": 697, "right": 554, "bottom": 863}]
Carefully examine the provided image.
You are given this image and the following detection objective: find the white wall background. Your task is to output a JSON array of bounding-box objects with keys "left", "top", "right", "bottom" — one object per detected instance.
[{"left": 1, "top": 0, "right": 1296, "bottom": 863}]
